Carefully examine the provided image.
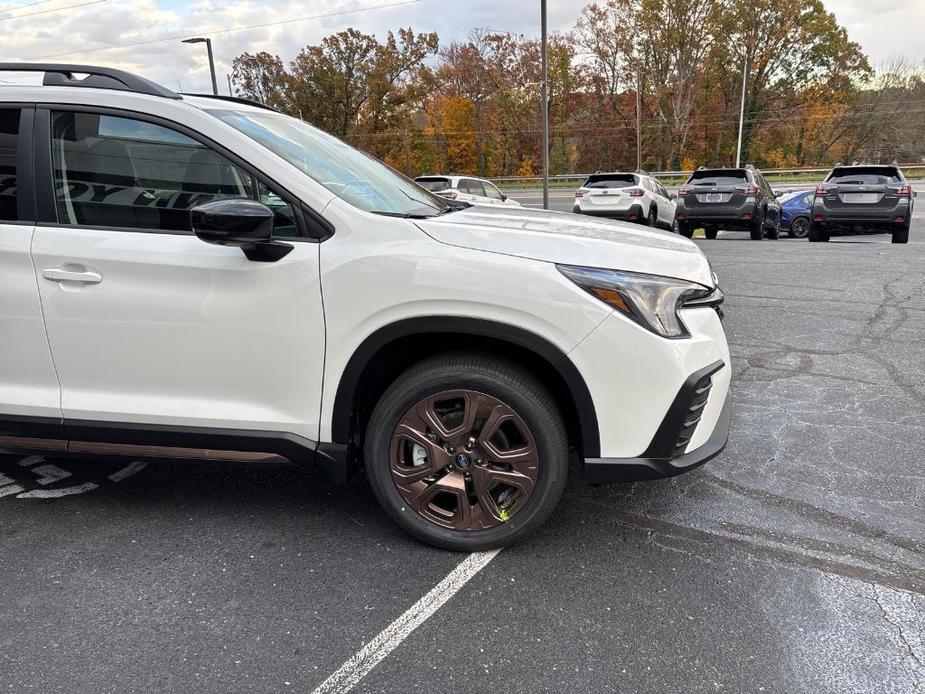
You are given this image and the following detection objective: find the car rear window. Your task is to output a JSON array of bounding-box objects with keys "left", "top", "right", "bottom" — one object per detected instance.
[
  {"left": 826, "top": 167, "right": 901, "bottom": 185},
  {"left": 583, "top": 174, "right": 636, "bottom": 189},
  {"left": 688, "top": 170, "right": 749, "bottom": 186},
  {"left": 415, "top": 177, "right": 452, "bottom": 192}
]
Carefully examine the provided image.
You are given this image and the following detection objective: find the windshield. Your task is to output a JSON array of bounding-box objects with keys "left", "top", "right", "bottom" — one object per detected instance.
[
  {"left": 689, "top": 170, "right": 749, "bottom": 186},
  {"left": 415, "top": 177, "right": 452, "bottom": 192},
  {"left": 584, "top": 174, "right": 636, "bottom": 188},
  {"left": 827, "top": 168, "right": 901, "bottom": 185},
  {"left": 209, "top": 109, "right": 448, "bottom": 217}
]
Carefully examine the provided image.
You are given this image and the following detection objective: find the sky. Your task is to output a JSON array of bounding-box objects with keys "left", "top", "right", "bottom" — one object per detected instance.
[{"left": 1, "top": 0, "right": 923, "bottom": 94}]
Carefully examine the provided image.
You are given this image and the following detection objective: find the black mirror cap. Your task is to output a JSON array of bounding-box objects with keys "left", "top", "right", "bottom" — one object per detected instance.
[
  {"left": 191, "top": 198, "right": 274, "bottom": 246},
  {"left": 501, "top": 194, "right": 508, "bottom": 201}
]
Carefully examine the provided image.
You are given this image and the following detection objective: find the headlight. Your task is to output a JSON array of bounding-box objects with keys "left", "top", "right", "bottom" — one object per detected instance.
[{"left": 557, "top": 265, "right": 722, "bottom": 338}]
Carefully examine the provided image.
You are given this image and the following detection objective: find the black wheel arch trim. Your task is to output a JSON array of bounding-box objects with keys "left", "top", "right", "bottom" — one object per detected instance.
[{"left": 329, "top": 316, "right": 602, "bottom": 458}]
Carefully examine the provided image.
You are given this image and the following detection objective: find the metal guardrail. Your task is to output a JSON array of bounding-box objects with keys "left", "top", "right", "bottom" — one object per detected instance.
[{"left": 490, "top": 164, "right": 925, "bottom": 186}]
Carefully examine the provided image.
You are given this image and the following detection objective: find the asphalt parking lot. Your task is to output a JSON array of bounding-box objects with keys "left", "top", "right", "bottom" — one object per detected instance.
[{"left": 2, "top": 221, "right": 923, "bottom": 693}]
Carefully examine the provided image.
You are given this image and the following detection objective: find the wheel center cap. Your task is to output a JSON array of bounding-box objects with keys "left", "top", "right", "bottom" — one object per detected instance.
[{"left": 454, "top": 453, "right": 471, "bottom": 469}]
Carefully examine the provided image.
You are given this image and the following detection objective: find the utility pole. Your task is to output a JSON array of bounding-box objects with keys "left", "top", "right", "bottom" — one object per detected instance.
[
  {"left": 226, "top": 74, "right": 233, "bottom": 97},
  {"left": 735, "top": 50, "right": 748, "bottom": 168},
  {"left": 540, "top": 0, "right": 549, "bottom": 210},
  {"left": 182, "top": 37, "right": 218, "bottom": 95},
  {"left": 636, "top": 75, "right": 642, "bottom": 171}
]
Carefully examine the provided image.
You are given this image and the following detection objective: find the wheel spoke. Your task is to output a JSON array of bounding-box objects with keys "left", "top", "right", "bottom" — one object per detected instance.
[{"left": 390, "top": 423, "right": 449, "bottom": 481}]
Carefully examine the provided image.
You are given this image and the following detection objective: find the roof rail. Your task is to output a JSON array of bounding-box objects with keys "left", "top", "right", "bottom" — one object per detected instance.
[
  {"left": 0, "top": 63, "right": 180, "bottom": 99},
  {"left": 182, "top": 93, "right": 279, "bottom": 112}
]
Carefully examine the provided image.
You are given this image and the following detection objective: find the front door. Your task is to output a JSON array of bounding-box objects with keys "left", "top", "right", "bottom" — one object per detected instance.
[{"left": 30, "top": 108, "right": 325, "bottom": 443}]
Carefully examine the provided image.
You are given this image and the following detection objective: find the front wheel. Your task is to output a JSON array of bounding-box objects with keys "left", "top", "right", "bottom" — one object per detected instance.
[
  {"left": 789, "top": 216, "right": 810, "bottom": 238},
  {"left": 364, "top": 353, "right": 569, "bottom": 551}
]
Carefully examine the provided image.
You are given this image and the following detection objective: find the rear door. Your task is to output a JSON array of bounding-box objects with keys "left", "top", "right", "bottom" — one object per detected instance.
[
  {"left": 30, "top": 107, "right": 325, "bottom": 442},
  {"left": 0, "top": 105, "right": 64, "bottom": 445}
]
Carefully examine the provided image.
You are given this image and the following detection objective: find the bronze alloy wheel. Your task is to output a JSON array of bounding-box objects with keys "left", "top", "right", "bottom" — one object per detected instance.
[{"left": 389, "top": 389, "right": 539, "bottom": 531}]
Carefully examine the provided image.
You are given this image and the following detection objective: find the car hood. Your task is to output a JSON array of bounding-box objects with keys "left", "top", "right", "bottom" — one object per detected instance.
[{"left": 416, "top": 205, "right": 714, "bottom": 286}]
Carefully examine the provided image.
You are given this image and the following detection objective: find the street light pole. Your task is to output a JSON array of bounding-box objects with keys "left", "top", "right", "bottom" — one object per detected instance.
[
  {"left": 182, "top": 37, "right": 218, "bottom": 96},
  {"left": 636, "top": 75, "right": 642, "bottom": 171},
  {"left": 540, "top": 0, "right": 549, "bottom": 210},
  {"left": 735, "top": 50, "right": 748, "bottom": 168}
]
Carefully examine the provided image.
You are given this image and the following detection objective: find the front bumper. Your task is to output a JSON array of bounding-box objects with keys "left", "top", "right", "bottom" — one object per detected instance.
[{"left": 584, "top": 385, "right": 731, "bottom": 483}]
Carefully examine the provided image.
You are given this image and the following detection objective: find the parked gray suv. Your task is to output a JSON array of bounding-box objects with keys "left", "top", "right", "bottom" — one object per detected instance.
[
  {"left": 674, "top": 166, "right": 781, "bottom": 240},
  {"left": 809, "top": 164, "right": 914, "bottom": 243}
]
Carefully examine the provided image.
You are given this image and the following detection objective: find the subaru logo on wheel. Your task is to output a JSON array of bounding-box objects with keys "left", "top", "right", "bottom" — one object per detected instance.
[{"left": 455, "top": 453, "right": 471, "bottom": 469}]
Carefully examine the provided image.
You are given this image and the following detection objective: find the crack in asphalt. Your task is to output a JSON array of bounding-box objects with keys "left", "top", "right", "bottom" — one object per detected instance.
[
  {"left": 570, "top": 496, "right": 925, "bottom": 595},
  {"left": 872, "top": 585, "right": 924, "bottom": 689}
]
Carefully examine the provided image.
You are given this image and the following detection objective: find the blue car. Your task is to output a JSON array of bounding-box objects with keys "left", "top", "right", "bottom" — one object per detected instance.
[{"left": 778, "top": 190, "right": 814, "bottom": 238}]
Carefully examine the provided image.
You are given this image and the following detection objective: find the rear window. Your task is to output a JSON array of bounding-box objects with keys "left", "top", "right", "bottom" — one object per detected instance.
[
  {"left": 583, "top": 174, "right": 636, "bottom": 189},
  {"left": 688, "top": 169, "right": 749, "bottom": 186},
  {"left": 415, "top": 177, "right": 452, "bottom": 192},
  {"left": 826, "top": 167, "right": 901, "bottom": 185}
]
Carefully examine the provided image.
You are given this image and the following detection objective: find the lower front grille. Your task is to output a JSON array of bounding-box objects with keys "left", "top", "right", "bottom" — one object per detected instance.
[{"left": 672, "top": 373, "right": 713, "bottom": 457}]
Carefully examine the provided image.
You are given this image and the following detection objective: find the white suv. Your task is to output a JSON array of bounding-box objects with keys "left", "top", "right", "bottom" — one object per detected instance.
[
  {"left": 0, "top": 64, "right": 730, "bottom": 550},
  {"left": 415, "top": 174, "right": 522, "bottom": 207},
  {"left": 574, "top": 171, "right": 677, "bottom": 229}
]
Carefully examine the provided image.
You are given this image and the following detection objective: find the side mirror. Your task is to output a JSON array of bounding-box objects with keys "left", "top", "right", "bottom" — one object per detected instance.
[
  {"left": 191, "top": 198, "right": 292, "bottom": 262},
  {"left": 669, "top": 192, "right": 677, "bottom": 201},
  {"left": 501, "top": 194, "right": 508, "bottom": 201}
]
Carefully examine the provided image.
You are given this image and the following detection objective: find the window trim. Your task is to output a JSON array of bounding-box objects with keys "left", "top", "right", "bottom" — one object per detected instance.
[
  {"left": 0, "top": 103, "right": 35, "bottom": 225},
  {"left": 33, "top": 103, "right": 333, "bottom": 242}
]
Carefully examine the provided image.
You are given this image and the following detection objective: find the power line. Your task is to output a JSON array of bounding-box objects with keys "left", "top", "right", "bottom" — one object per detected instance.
[
  {"left": 0, "top": 0, "right": 106, "bottom": 21},
  {"left": 26, "top": 0, "right": 421, "bottom": 60},
  {"left": 0, "top": 0, "right": 65, "bottom": 11}
]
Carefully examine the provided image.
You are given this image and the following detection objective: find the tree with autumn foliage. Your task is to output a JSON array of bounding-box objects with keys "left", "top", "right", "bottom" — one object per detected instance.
[{"left": 230, "top": 5, "right": 921, "bottom": 178}]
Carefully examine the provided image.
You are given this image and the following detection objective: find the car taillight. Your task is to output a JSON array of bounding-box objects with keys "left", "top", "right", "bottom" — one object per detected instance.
[
  {"left": 677, "top": 187, "right": 690, "bottom": 197},
  {"left": 738, "top": 185, "right": 758, "bottom": 195},
  {"left": 441, "top": 191, "right": 457, "bottom": 200},
  {"left": 896, "top": 184, "right": 911, "bottom": 196},
  {"left": 575, "top": 190, "right": 584, "bottom": 198},
  {"left": 815, "top": 185, "right": 830, "bottom": 195},
  {"left": 627, "top": 188, "right": 644, "bottom": 197}
]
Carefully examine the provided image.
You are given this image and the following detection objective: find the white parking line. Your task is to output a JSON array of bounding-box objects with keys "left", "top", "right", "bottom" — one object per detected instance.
[{"left": 311, "top": 548, "right": 501, "bottom": 694}]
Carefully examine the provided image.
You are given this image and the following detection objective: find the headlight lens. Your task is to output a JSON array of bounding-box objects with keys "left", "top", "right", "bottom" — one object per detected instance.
[{"left": 557, "top": 265, "right": 720, "bottom": 338}]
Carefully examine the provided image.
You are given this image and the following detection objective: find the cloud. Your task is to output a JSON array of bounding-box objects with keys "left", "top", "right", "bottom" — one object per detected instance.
[{"left": 1, "top": 0, "right": 921, "bottom": 94}]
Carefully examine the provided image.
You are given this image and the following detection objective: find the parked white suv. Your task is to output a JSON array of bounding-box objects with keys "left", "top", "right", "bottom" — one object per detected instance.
[
  {"left": 415, "top": 174, "right": 522, "bottom": 207},
  {"left": 574, "top": 171, "right": 676, "bottom": 229},
  {"left": 0, "top": 64, "right": 730, "bottom": 550}
]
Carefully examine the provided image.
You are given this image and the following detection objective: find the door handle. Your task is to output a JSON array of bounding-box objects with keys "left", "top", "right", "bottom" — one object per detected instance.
[{"left": 42, "top": 267, "right": 103, "bottom": 285}]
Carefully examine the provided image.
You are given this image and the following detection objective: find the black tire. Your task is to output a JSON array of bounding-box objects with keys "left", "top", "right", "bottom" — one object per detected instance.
[
  {"left": 677, "top": 221, "right": 693, "bottom": 238},
  {"left": 808, "top": 222, "right": 829, "bottom": 242},
  {"left": 704, "top": 226, "right": 718, "bottom": 240},
  {"left": 892, "top": 223, "right": 910, "bottom": 244},
  {"left": 766, "top": 217, "right": 780, "bottom": 240},
  {"left": 647, "top": 206, "right": 658, "bottom": 227},
  {"left": 750, "top": 210, "right": 765, "bottom": 240},
  {"left": 364, "top": 352, "right": 569, "bottom": 551},
  {"left": 789, "top": 216, "right": 810, "bottom": 239}
]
